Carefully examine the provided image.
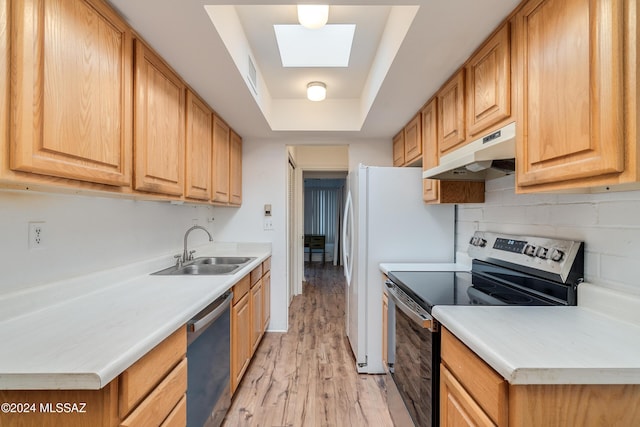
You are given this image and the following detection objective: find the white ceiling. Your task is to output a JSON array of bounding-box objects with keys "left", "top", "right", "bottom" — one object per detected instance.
[{"left": 106, "top": 0, "right": 522, "bottom": 142}]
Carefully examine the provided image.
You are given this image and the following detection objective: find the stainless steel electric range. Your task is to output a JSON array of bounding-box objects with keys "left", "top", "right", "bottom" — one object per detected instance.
[{"left": 384, "top": 231, "right": 584, "bottom": 427}]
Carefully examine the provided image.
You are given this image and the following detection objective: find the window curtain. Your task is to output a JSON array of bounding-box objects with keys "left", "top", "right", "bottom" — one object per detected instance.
[{"left": 304, "top": 180, "right": 345, "bottom": 264}]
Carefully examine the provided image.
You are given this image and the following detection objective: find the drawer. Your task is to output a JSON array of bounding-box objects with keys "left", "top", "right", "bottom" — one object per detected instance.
[
  {"left": 160, "top": 394, "right": 186, "bottom": 427},
  {"left": 119, "top": 327, "right": 186, "bottom": 418},
  {"left": 120, "top": 357, "right": 187, "bottom": 427},
  {"left": 441, "top": 328, "right": 508, "bottom": 425},
  {"left": 233, "top": 274, "right": 250, "bottom": 304},
  {"left": 262, "top": 257, "right": 271, "bottom": 274},
  {"left": 250, "top": 264, "right": 263, "bottom": 286}
]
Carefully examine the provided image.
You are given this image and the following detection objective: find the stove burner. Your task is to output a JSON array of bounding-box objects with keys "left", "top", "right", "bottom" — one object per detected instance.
[{"left": 489, "top": 292, "right": 533, "bottom": 304}]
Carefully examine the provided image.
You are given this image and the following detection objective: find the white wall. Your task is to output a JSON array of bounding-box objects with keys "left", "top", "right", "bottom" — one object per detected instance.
[
  {"left": 457, "top": 175, "right": 640, "bottom": 295},
  {"left": 212, "top": 137, "right": 391, "bottom": 332},
  {"left": 0, "top": 190, "right": 215, "bottom": 294},
  {"left": 210, "top": 139, "right": 288, "bottom": 330},
  {"left": 294, "top": 145, "right": 349, "bottom": 170},
  {"left": 0, "top": 137, "right": 390, "bottom": 331}
]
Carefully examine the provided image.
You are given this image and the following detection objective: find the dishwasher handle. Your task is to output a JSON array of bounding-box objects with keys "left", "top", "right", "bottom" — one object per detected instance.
[{"left": 188, "top": 291, "right": 233, "bottom": 334}]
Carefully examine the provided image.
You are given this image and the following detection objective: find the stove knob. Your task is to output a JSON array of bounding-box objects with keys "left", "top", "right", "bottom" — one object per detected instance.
[
  {"left": 523, "top": 244, "right": 536, "bottom": 256},
  {"left": 535, "top": 247, "right": 549, "bottom": 259},
  {"left": 550, "top": 249, "right": 565, "bottom": 262},
  {"left": 469, "top": 237, "right": 487, "bottom": 247}
]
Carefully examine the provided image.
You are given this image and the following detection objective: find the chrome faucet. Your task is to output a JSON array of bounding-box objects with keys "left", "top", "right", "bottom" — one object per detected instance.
[{"left": 182, "top": 225, "right": 213, "bottom": 263}]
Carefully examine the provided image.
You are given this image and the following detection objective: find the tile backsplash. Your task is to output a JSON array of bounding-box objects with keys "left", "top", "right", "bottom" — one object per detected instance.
[{"left": 456, "top": 175, "right": 640, "bottom": 295}]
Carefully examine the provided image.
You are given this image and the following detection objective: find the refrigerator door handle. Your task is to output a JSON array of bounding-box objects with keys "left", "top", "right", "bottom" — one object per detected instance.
[{"left": 342, "top": 191, "right": 354, "bottom": 285}]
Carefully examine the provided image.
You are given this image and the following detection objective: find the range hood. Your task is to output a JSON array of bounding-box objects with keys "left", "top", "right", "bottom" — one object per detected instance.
[{"left": 423, "top": 122, "right": 516, "bottom": 181}]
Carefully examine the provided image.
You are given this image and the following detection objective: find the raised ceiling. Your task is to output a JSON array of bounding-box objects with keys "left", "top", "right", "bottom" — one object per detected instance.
[{"left": 106, "top": 0, "right": 522, "bottom": 141}]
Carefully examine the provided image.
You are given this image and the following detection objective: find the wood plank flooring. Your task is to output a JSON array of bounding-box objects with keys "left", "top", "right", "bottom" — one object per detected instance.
[{"left": 223, "top": 263, "right": 394, "bottom": 427}]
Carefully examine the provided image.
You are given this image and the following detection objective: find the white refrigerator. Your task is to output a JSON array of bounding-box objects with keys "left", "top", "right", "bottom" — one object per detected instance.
[{"left": 342, "top": 165, "right": 455, "bottom": 373}]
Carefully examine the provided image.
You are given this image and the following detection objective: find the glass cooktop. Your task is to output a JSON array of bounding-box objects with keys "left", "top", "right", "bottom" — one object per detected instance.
[{"left": 387, "top": 267, "right": 560, "bottom": 314}]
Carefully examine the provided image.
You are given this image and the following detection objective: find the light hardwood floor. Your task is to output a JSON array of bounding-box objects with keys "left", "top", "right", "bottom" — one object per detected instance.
[{"left": 223, "top": 263, "right": 394, "bottom": 427}]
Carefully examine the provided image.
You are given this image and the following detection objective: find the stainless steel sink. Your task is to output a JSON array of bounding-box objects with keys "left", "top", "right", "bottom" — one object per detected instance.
[
  {"left": 152, "top": 256, "right": 256, "bottom": 276},
  {"left": 192, "top": 256, "right": 254, "bottom": 265}
]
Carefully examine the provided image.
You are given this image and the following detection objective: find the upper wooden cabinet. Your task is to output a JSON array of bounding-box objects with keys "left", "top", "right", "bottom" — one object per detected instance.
[
  {"left": 185, "top": 90, "right": 213, "bottom": 201},
  {"left": 212, "top": 115, "right": 230, "bottom": 203},
  {"left": 466, "top": 22, "right": 511, "bottom": 138},
  {"left": 229, "top": 130, "right": 242, "bottom": 206},
  {"left": 515, "top": 0, "right": 628, "bottom": 191},
  {"left": 10, "top": 0, "right": 132, "bottom": 187},
  {"left": 392, "top": 131, "right": 405, "bottom": 166},
  {"left": 421, "top": 99, "right": 440, "bottom": 203},
  {"left": 393, "top": 115, "right": 422, "bottom": 167},
  {"left": 437, "top": 70, "right": 467, "bottom": 156},
  {"left": 422, "top": 98, "right": 485, "bottom": 204},
  {"left": 404, "top": 114, "right": 422, "bottom": 164},
  {"left": 133, "top": 39, "right": 185, "bottom": 196}
]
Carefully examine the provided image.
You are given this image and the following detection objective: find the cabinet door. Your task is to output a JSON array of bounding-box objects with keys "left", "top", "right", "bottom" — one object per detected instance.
[
  {"left": 440, "top": 365, "right": 496, "bottom": 427},
  {"left": 262, "top": 271, "right": 271, "bottom": 330},
  {"left": 229, "top": 130, "right": 242, "bottom": 206},
  {"left": 185, "top": 90, "right": 212, "bottom": 201},
  {"left": 421, "top": 99, "right": 440, "bottom": 202},
  {"left": 392, "top": 131, "right": 405, "bottom": 166},
  {"left": 438, "top": 70, "right": 466, "bottom": 156},
  {"left": 515, "top": 0, "right": 624, "bottom": 187},
  {"left": 1, "top": 0, "right": 7, "bottom": 165},
  {"left": 134, "top": 40, "right": 185, "bottom": 196},
  {"left": 231, "top": 293, "right": 251, "bottom": 394},
  {"left": 466, "top": 22, "right": 511, "bottom": 137},
  {"left": 10, "top": 0, "right": 132, "bottom": 186},
  {"left": 212, "top": 115, "right": 230, "bottom": 203},
  {"left": 404, "top": 114, "right": 422, "bottom": 164},
  {"left": 251, "top": 279, "right": 263, "bottom": 355}
]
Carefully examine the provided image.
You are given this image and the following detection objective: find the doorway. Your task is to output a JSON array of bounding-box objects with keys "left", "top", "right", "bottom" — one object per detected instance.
[
  {"left": 303, "top": 173, "right": 346, "bottom": 268},
  {"left": 286, "top": 145, "right": 348, "bottom": 301}
]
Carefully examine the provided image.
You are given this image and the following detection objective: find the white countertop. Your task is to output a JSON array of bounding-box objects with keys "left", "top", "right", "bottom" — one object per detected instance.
[
  {"left": 381, "top": 261, "right": 640, "bottom": 385},
  {"left": 0, "top": 242, "right": 271, "bottom": 390},
  {"left": 379, "top": 262, "right": 469, "bottom": 275},
  {"left": 433, "top": 284, "right": 640, "bottom": 385}
]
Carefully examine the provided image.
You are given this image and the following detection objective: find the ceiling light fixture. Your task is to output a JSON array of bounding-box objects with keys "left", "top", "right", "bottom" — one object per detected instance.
[
  {"left": 307, "top": 81, "right": 327, "bottom": 101},
  {"left": 297, "top": 5, "right": 329, "bottom": 29}
]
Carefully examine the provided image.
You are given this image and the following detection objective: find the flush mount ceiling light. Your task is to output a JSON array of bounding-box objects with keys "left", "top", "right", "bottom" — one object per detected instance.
[
  {"left": 307, "top": 81, "right": 327, "bottom": 101},
  {"left": 297, "top": 5, "right": 329, "bottom": 29}
]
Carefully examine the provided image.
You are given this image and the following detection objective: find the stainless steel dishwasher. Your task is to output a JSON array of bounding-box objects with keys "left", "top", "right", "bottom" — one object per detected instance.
[{"left": 187, "top": 291, "right": 232, "bottom": 427}]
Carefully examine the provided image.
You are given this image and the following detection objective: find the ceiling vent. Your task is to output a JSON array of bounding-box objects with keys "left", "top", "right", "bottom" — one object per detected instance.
[{"left": 247, "top": 56, "right": 258, "bottom": 95}]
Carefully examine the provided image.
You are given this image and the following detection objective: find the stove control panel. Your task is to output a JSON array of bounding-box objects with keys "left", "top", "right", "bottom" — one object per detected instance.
[{"left": 468, "top": 231, "right": 583, "bottom": 284}]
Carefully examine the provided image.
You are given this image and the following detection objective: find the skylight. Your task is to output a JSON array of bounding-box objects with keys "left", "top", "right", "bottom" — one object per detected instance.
[{"left": 274, "top": 24, "right": 356, "bottom": 68}]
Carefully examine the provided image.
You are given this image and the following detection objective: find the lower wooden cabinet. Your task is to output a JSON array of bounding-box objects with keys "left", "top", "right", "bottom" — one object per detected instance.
[
  {"left": 231, "top": 257, "right": 271, "bottom": 394},
  {"left": 441, "top": 327, "right": 640, "bottom": 427},
  {"left": 441, "top": 365, "right": 495, "bottom": 427},
  {"left": 251, "top": 278, "right": 264, "bottom": 354},
  {"left": 262, "top": 270, "right": 271, "bottom": 331},
  {"left": 231, "top": 275, "right": 252, "bottom": 394},
  {"left": 0, "top": 327, "right": 187, "bottom": 427}
]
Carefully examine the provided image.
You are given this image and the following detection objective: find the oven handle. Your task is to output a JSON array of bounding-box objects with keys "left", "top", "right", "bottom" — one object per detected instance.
[{"left": 385, "top": 281, "right": 437, "bottom": 332}]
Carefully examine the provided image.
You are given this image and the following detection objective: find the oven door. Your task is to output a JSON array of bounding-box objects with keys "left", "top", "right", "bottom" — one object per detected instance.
[{"left": 385, "top": 281, "right": 439, "bottom": 427}]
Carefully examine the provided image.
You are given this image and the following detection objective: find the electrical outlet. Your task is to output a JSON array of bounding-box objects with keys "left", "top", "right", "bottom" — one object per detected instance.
[
  {"left": 263, "top": 218, "right": 274, "bottom": 231},
  {"left": 29, "top": 222, "right": 46, "bottom": 250}
]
